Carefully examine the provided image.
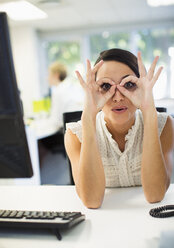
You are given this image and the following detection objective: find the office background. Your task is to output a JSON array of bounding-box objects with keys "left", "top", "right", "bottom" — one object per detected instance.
[
  {"left": 5, "top": 0, "right": 174, "bottom": 117},
  {"left": 1, "top": 0, "right": 174, "bottom": 185}
]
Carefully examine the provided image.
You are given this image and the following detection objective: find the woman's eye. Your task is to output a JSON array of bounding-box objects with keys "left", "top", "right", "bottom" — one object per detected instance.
[
  {"left": 101, "top": 83, "right": 111, "bottom": 91},
  {"left": 124, "top": 82, "right": 136, "bottom": 90}
]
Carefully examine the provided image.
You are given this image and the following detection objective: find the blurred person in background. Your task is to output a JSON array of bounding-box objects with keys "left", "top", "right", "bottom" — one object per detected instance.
[
  {"left": 32, "top": 61, "right": 83, "bottom": 136},
  {"left": 47, "top": 61, "right": 83, "bottom": 133},
  {"left": 32, "top": 61, "right": 83, "bottom": 158}
]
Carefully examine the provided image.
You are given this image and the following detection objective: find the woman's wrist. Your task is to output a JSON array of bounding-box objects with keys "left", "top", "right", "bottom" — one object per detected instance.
[
  {"left": 82, "top": 109, "right": 97, "bottom": 127},
  {"left": 140, "top": 95, "right": 156, "bottom": 117},
  {"left": 141, "top": 104, "right": 157, "bottom": 124},
  {"left": 81, "top": 110, "right": 98, "bottom": 144}
]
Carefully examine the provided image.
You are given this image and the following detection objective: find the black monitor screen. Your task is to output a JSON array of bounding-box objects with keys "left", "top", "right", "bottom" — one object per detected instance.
[{"left": 0, "top": 12, "right": 33, "bottom": 178}]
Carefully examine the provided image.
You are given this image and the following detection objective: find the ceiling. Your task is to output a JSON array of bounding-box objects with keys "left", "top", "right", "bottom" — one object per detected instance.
[{"left": 1, "top": 0, "right": 174, "bottom": 32}]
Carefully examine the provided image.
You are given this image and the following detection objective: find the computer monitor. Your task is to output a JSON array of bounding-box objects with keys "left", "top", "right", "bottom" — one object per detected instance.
[{"left": 0, "top": 12, "right": 33, "bottom": 178}]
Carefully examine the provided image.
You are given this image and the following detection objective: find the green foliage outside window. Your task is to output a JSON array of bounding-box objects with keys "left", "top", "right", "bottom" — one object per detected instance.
[
  {"left": 46, "top": 41, "right": 80, "bottom": 76},
  {"left": 45, "top": 27, "right": 174, "bottom": 98},
  {"left": 137, "top": 28, "right": 174, "bottom": 64},
  {"left": 90, "top": 32, "right": 130, "bottom": 63}
]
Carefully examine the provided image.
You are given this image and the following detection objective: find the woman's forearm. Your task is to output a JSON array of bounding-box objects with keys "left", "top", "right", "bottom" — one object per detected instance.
[
  {"left": 141, "top": 107, "right": 169, "bottom": 203},
  {"left": 77, "top": 110, "right": 105, "bottom": 208}
]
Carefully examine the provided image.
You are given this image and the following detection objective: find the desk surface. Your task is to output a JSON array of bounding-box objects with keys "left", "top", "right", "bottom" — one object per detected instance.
[
  {"left": 29, "top": 119, "right": 59, "bottom": 140},
  {"left": 30, "top": 119, "right": 58, "bottom": 140},
  {"left": 0, "top": 185, "right": 174, "bottom": 248}
]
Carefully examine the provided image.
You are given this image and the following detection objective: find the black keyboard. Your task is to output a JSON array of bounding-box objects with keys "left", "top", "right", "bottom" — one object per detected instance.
[{"left": 0, "top": 209, "right": 85, "bottom": 240}]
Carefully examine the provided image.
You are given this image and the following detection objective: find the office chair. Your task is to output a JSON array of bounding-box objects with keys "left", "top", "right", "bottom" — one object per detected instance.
[
  {"left": 63, "top": 111, "right": 82, "bottom": 133},
  {"left": 40, "top": 128, "right": 65, "bottom": 154},
  {"left": 63, "top": 111, "right": 82, "bottom": 185}
]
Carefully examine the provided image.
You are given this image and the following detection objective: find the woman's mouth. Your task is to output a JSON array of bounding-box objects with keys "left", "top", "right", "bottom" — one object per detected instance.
[{"left": 112, "top": 106, "right": 128, "bottom": 113}]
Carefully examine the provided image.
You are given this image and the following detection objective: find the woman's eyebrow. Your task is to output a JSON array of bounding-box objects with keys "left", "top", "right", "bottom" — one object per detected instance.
[
  {"left": 121, "top": 74, "right": 130, "bottom": 80},
  {"left": 99, "top": 74, "right": 131, "bottom": 83},
  {"left": 102, "top": 75, "right": 130, "bottom": 80}
]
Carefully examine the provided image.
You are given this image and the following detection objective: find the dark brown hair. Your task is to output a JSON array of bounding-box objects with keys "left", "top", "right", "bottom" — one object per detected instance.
[{"left": 95, "top": 48, "right": 140, "bottom": 77}]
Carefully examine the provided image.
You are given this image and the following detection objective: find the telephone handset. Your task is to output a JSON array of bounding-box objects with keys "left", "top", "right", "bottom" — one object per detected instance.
[{"left": 149, "top": 205, "right": 174, "bottom": 218}]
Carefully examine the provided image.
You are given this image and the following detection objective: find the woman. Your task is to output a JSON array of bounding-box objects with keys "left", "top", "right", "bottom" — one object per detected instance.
[{"left": 64, "top": 48, "right": 174, "bottom": 209}]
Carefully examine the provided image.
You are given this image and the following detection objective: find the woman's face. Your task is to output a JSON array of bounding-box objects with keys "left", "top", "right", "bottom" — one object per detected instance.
[{"left": 96, "top": 61, "right": 137, "bottom": 126}]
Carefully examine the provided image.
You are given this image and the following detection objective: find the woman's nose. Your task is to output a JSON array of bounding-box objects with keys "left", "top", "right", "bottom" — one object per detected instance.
[{"left": 112, "top": 88, "right": 124, "bottom": 102}]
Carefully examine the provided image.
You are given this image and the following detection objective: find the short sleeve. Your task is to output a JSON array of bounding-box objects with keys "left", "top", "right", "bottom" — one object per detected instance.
[
  {"left": 157, "top": 112, "right": 168, "bottom": 136},
  {"left": 66, "top": 121, "right": 82, "bottom": 143}
]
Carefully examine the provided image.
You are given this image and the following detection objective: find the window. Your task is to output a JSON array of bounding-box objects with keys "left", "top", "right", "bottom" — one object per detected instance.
[
  {"left": 137, "top": 28, "right": 174, "bottom": 99},
  {"left": 46, "top": 40, "right": 80, "bottom": 76},
  {"left": 42, "top": 26, "right": 174, "bottom": 99},
  {"left": 90, "top": 32, "right": 131, "bottom": 63}
]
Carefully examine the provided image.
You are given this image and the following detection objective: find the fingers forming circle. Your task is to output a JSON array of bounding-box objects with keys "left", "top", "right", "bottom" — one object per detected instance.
[
  {"left": 86, "top": 59, "right": 92, "bottom": 83},
  {"left": 147, "top": 56, "right": 159, "bottom": 80},
  {"left": 120, "top": 75, "right": 139, "bottom": 86},
  {"left": 151, "top": 66, "right": 163, "bottom": 87},
  {"left": 75, "top": 71, "right": 86, "bottom": 89},
  {"left": 137, "top": 51, "right": 146, "bottom": 77}
]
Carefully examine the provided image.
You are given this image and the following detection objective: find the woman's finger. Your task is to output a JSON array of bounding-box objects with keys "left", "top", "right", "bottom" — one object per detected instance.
[
  {"left": 75, "top": 71, "right": 86, "bottom": 89},
  {"left": 147, "top": 56, "right": 159, "bottom": 80},
  {"left": 93, "top": 60, "right": 104, "bottom": 74},
  {"left": 137, "top": 51, "right": 146, "bottom": 77},
  {"left": 97, "top": 78, "right": 115, "bottom": 95},
  {"left": 86, "top": 59, "right": 103, "bottom": 84},
  {"left": 120, "top": 75, "right": 139, "bottom": 86},
  {"left": 91, "top": 60, "right": 104, "bottom": 82},
  {"left": 151, "top": 66, "right": 163, "bottom": 87},
  {"left": 86, "top": 59, "right": 92, "bottom": 82},
  {"left": 116, "top": 84, "right": 132, "bottom": 99},
  {"left": 87, "top": 59, "right": 91, "bottom": 71},
  {"left": 104, "top": 84, "right": 117, "bottom": 101}
]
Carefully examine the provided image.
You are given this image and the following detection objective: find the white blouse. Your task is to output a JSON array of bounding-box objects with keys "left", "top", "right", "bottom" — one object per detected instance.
[{"left": 66, "top": 110, "right": 168, "bottom": 188}]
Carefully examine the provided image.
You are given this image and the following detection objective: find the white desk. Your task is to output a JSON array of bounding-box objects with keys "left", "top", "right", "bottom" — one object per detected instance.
[
  {"left": 29, "top": 119, "right": 59, "bottom": 140},
  {"left": 0, "top": 185, "right": 174, "bottom": 248}
]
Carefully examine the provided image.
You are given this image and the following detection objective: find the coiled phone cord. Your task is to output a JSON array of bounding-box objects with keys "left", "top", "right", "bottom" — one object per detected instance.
[{"left": 149, "top": 205, "right": 174, "bottom": 218}]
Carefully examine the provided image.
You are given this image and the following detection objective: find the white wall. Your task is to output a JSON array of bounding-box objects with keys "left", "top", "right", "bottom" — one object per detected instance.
[{"left": 10, "top": 26, "right": 41, "bottom": 117}]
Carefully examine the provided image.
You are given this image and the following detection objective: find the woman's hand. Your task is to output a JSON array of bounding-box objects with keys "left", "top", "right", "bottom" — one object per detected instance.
[
  {"left": 117, "top": 52, "right": 163, "bottom": 112},
  {"left": 75, "top": 59, "right": 116, "bottom": 116}
]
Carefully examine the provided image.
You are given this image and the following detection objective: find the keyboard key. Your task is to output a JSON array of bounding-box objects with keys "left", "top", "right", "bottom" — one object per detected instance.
[
  {"left": 56, "top": 212, "right": 68, "bottom": 218},
  {"left": 15, "top": 211, "right": 24, "bottom": 218},
  {"left": 8, "top": 211, "right": 18, "bottom": 218},
  {"left": 0, "top": 210, "right": 5, "bottom": 217},
  {"left": 2, "top": 210, "right": 11, "bottom": 218},
  {"left": 24, "top": 211, "right": 32, "bottom": 217}
]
